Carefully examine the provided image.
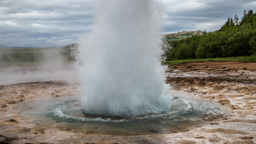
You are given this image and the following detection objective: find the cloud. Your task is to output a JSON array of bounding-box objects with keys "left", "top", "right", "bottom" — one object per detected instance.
[
  {"left": 162, "top": 0, "right": 256, "bottom": 33},
  {"left": 0, "top": 0, "right": 255, "bottom": 47},
  {"left": 0, "top": 0, "right": 94, "bottom": 47}
]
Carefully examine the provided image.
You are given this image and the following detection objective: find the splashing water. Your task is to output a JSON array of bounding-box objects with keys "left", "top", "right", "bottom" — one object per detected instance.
[{"left": 78, "top": 0, "right": 171, "bottom": 117}]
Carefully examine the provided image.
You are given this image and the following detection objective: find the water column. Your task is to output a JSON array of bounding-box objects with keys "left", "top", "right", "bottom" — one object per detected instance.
[{"left": 78, "top": 0, "right": 171, "bottom": 117}]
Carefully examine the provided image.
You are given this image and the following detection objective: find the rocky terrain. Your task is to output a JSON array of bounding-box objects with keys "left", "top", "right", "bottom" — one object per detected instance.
[{"left": 0, "top": 62, "right": 255, "bottom": 143}]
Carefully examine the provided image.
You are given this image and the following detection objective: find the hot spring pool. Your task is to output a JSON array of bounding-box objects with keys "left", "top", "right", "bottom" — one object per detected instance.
[{"left": 18, "top": 94, "right": 224, "bottom": 135}]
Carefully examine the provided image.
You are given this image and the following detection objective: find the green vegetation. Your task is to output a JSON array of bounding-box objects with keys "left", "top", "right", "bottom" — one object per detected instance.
[
  {"left": 0, "top": 44, "right": 77, "bottom": 63},
  {"left": 0, "top": 48, "right": 44, "bottom": 63},
  {"left": 163, "top": 10, "right": 256, "bottom": 61},
  {"left": 165, "top": 55, "right": 256, "bottom": 65}
]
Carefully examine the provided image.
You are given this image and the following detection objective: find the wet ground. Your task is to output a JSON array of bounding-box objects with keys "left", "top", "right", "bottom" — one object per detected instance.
[{"left": 0, "top": 62, "right": 256, "bottom": 143}]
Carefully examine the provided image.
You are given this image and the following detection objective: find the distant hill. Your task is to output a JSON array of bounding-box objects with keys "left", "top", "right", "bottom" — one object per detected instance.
[
  {"left": 165, "top": 30, "right": 204, "bottom": 41},
  {"left": 0, "top": 45, "right": 77, "bottom": 63}
]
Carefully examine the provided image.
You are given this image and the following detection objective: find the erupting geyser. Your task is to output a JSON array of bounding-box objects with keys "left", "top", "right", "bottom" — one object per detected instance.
[
  {"left": 78, "top": 0, "right": 171, "bottom": 117},
  {"left": 16, "top": 0, "right": 225, "bottom": 136}
]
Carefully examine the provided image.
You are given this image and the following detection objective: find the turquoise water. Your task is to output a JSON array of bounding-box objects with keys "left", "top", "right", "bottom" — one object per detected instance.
[{"left": 19, "top": 96, "right": 224, "bottom": 135}]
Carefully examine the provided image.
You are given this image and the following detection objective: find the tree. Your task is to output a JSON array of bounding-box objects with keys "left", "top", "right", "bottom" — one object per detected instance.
[
  {"left": 234, "top": 15, "right": 239, "bottom": 25},
  {"left": 240, "top": 10, "right": 247, "bottom": 25},
  {"left": 230, "top": 18, "right": 235, "bottom": 26},
  {"left": 163, "top": 10, "right": 256, "bottom": 60},
  {"left": 247, "top": 10, "right": 253, "bottom": 17},
  {"left": 220, "top": 18, "right": 231, "bottom": 30},
  {"left": 250, "top": 36, "right": 256, "bottom": 55}
]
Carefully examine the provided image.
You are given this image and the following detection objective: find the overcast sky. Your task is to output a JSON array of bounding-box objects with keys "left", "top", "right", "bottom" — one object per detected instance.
[{"left": 0, "top": 0, "right": 255, "bottom": 47}]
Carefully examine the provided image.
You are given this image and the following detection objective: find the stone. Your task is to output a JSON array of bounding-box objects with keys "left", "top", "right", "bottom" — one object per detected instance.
[
  {"left": 7, "top": 100, "right": 17, "bottom": 104},
  {"left": 218, "top": 99, "right": 231, "bottom": 106},
  {"left": 8, "top": 119, "right": 18, "bottom": 123},
  {"left": 54, "top": 95, "right": 60, "bottom": 98},
  {"left": 240, "top": 136, "right": 254, "bottom": 140},
  {"left": 192, "top": 68, "right": 202, "bottom": 71},
  {"left": 215, "top": 68, "right": 230, "bottom": 71},
  {"left": 206, "top": 68, "right": 214, "bottom": 71},
  {"left": 1, "top": 104, "right": 7, "bottom": 108}
]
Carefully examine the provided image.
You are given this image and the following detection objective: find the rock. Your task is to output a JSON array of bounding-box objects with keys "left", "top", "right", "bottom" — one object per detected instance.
[
  {"left": 19, "top": 94, "right": 25, "bottom": 98},
  {"left": 21, "top": 128, "right": 31, "bottom": 133},
  {"left": 218, "top": 99, "right": 231, "bottom": 106},
  {"left": 209, "top": 138, "right": 220, "bottom": 143},
  {"left": 210, "top": 122, "right": 219, "bottom": 125},
  {"left": 206, "top": 128, "right": 248, "bottom": 135},
  {"left": 7, "top": 100, "right": 17, "bottom": 104},
  {"left": 195, "top": 136, "right": 205, "bottom": 139},
  {"left": 35, "top": 128, "right": 45, "bottom": 134},
  {"left": 202, "top": 114, "right": 223, "bottom": 121},
  {"left": 1, "top": 104, "right": 7, "bottom": 108},
  {"left": 165, "top": 70, "right": 173, "bottom": 73},
  {"left": 243, "top": 67, "right": 247, "bottom": 70},
  {"left": 8, "top": 119, "right": 18, "bottom": 123},
  {"left": 206, "top": 68, "right": 214, "bottom": 71},
  {"left": 54, "top": 95, "right": 60, "bottom": 98},
  {"left": 0, "top": 135, "right": 16, "bottom": 143},
  {"left": 192, "top": 68, "right": 202, "bottom": 71},
  {"left": 215, "top": 68, "right": 230, "bottom": 71},
  {"left": 149, "top": 129, "right": 159, "bottom": 134},
  {"left": 240, "top": 136, "right": 254, "bottom": 140},
  {"left": 178, "top": 140, "right": 196, "bottom": 144}
]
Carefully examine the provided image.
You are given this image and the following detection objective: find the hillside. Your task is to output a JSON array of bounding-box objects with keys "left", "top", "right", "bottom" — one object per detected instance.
[
  {"left": 165, "top": 30, "right": 205, "bottom": 41},
  {"left": 0, "top": 45, "right": 77, "bottom": 63},
  {"left": 163, "top": 10, "right": 256, "bottom": 61}
]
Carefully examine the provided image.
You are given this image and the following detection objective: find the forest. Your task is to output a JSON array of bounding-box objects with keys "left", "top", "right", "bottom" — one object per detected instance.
[{"left": 163, "top": 10, "right": 256, "bottom": 61}]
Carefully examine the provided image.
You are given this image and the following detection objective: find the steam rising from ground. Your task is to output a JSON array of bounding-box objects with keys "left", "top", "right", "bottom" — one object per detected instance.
[
  {"left": 0, "top": 48, "right": 77, "bottom": 85},
  {"left": 78, "top": 0, "right": 171, "bottom": 117}
]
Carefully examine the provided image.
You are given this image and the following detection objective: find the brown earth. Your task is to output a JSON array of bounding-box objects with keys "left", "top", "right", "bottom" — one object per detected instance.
[
  {"left": 0, "top": 62, "right": 256, "bottom": 144},
  {"left": 170, "top": 61, "right": 256, "bottom": 71}
]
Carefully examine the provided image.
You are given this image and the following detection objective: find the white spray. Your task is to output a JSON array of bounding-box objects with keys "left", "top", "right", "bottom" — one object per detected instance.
[{"left": 78, "top": 0, "right": 171, "bottom": 117}]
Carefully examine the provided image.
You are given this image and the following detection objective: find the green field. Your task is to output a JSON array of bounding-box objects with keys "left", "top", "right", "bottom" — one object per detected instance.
[{"left": 0, "top": 44, "right": 76, "bottom": 64}]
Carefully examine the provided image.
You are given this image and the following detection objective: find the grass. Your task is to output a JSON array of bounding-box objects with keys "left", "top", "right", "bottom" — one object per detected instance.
[
  {"left": 165, "top": 55, "right": 256, "bottom": 65},
  {"left": 0, "top": 47, "right": 75, "bottom": 64}
]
